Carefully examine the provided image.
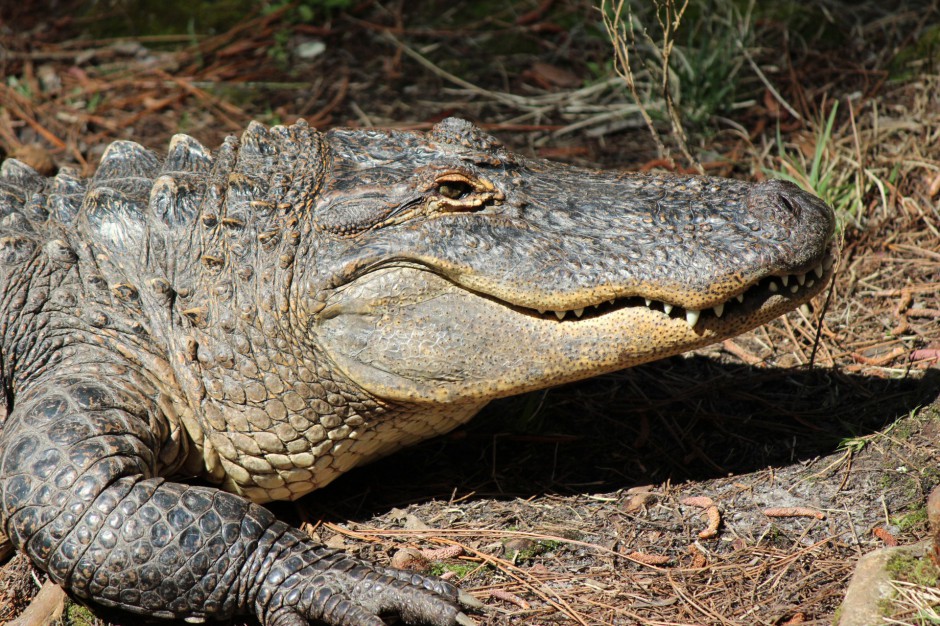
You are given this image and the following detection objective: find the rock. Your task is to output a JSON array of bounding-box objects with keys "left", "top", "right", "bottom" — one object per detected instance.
[{"left": 836, "top": 540, "right": 933, "bottom": 626}]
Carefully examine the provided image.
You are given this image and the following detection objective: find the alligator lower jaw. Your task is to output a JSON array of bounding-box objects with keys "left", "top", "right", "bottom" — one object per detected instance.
[
  {"left": 318, "top": 249, "right": 836, "bottom": 406},
  {"left": 523, "top": 249, "right": 837, "bottom": 329}
]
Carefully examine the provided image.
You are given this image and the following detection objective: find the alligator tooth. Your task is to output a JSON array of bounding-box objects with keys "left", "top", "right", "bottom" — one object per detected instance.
[
  {"left": 609, "top": 299, "right": 615, "bottom": 306},
  {"left": 554, "top": 310, "right": 567, "bottom": 320},
  {"left": 799, "top": 304, "right": 811, "bottom": 316},
  {"left": 574, "top": 308, "right": 584, "bottom": 318},
  {"left": 663, "top": 303, "right": 673, "bottom": 314},
  {"left": 781, "top": 275, "right": 789, "bottom": 287},
  {"left": 735, "top": 294, "right": 744, "bottom": 303},
  {"left": 685, "top": 309, "right": 700, "bottom": 327},
  {"left": 823, "top": 255, "right": 835, "bottom": 270},
  {"left": 644, "top": 298, "right": 652, "bottom": 306},
  {"left": 769, "top": 281, "right": 779, "bottom": 293},
  {"left": 813, "top": 264, "right": 824, "bottom": 278},
  {"left": 806, "top": 279, "right": 815, "bottom": 288},
  {"left": 537, "top": 309, "right": 546, "bottom": 315},
  {"left": 594, "top": 303, "right": 601, "bottom": 309},
  {"left": 789, "top": 284, "right": 799, "bottom": 293},
  {"left": 713, "top": 303, "right": 724, "bottom": 318},
  {"left": 796, "top": 273, "right": 806, "bottom": 286}
]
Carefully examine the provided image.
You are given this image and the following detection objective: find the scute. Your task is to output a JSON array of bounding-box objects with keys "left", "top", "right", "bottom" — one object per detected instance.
[
  {"left": 94, "top": 140, "right": 161, "bottom": 184},
  {"left": 48, "top": 167, "right": 87, "bottom": 225},
  {"left": 0, "top": 234, "right": 37, "bottom": 266},
  {"left": 239, "top": 121, "right": 276, "bottom": 159},
  {"left": 150, "top": 175, "right": 201, "bottom": 227},
  {"left": 165, "top": 135, "right": 213, "bottom": 174},
  {"left": 0, "top": 158, "right": 44, "bottom": 188},
  {"left": 81, "top": 186, "right": 146, "bottom": 253},
  {"left": 430, "top": 117, "right": 502, "bottom": 152}
]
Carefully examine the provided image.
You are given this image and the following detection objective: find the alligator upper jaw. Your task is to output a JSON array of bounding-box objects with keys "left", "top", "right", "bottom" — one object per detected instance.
[
  {"left": 317, "top": 247, "right": 836, "bottom": 406},
  {"left": 518, "top": 247, "right": 837, "bottom": 326}
]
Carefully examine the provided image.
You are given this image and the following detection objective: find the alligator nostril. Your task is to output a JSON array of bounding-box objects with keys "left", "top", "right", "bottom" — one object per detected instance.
[
  {"left": 750, "top": 179, "right": 835, "bottom": 231},
  {"left": 779, "top": 193, "right": 800, "bottom": 218}
]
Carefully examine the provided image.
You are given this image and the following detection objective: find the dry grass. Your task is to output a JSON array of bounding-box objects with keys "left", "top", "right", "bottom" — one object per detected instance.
[{"left": 886, "top": 580, "right": 940, "bottom": 625}]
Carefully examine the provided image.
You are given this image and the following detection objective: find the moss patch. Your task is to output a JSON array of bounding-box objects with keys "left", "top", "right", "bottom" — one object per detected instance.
[
  {"left": 58, "top": 602, "right": 99, "bottom": 626},
  {"left": 886, "top": 551, "right": 940, "bottom": 587},
  {"left": 429, "top": 562, "right": 478, "bottom": 579}
]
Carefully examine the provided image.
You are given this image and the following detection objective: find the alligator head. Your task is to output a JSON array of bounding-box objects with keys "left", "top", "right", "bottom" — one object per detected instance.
[{"left": 312, "top": 118, "right": 836, "bottom": 407}]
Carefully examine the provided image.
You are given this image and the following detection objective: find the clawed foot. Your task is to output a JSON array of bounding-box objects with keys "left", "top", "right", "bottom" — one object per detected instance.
[{"left": 261, "top": 555, "right": 482, "bottom": 626}]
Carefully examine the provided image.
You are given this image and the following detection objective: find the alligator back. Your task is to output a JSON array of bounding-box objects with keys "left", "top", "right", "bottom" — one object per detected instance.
[
  {"left": 0, "top": 119, "right": 327, "bottom": 309},
  {"left": 0, "top": 139, "right": 198, "bottom": 408},
  {"left": 0, "top": 121, "right": 343, "bottom": 494},
  {"left": 0, "top": 134, "right": 208, "bottom": 292}
]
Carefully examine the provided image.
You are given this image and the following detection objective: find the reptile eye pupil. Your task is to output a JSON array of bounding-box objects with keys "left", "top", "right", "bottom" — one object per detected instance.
[{"left": 438, "top": 182, "right": 471, "bottom": 199}]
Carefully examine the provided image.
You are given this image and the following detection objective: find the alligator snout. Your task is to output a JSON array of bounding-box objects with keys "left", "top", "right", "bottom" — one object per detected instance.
[{"left": 750, "top": 179, "right": 835, "bottom": 237}]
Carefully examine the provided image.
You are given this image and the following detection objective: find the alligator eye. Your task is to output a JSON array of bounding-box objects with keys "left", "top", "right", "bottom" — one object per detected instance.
[{"left": 437, "top": 181, "right": 473, "bottom": 199}]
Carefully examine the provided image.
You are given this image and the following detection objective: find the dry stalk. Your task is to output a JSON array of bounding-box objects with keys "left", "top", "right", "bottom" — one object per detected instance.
[
  {"left": 601, "top": 0, "right": 669, "bottom": 164},
  {"left": 885, "top": 579, "right": 940, "bottom": 625},
  {"left": 487, "top": 588, "right": 531, "bottom": 609},
  {"left": 601, "top": 0, "right": 701, "bottom": 173}
]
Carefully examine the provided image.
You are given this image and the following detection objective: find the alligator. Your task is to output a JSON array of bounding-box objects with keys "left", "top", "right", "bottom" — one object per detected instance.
[{"left": 0, "top": 117, "right": 834, "bottom": 625}]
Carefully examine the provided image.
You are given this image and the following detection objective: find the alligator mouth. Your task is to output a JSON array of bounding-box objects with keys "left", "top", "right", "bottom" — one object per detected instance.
[
  {"left": 524, "top": 249, "right": 837, "bottom": 327},
  {"left": 318, "top": 245, "right": 836, "bottom": 405}
]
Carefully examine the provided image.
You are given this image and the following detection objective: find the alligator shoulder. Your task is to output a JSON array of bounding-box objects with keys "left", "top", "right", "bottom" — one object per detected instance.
[{"left": 0, "top": 117, "right": 834, "bottom": 625}]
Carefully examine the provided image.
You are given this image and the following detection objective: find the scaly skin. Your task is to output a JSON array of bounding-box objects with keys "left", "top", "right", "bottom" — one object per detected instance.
[{"left": 0, "top": 118, "right": 834, "bottom": 624}]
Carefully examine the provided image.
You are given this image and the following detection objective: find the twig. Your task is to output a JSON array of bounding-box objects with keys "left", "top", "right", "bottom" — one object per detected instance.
[
  {"left": 651, "top": 0, "right": 701, "bottom": 173},
  {"left": 722, "top": 339, "right": 766, "bottom": 365},
  {"left": 487, "top": 589, "right": 531, "bottom": 609},
  {"left": 383, "top": 32, "right": 537, "bottom": 110},
  {"left": 737, "top": 39, "right": 802, "bottom": 122},
  {"left": 8, "top": 580, "right": 66, "bottom": 626},
  {"left": 601, "top": 0, "right": 672, "bottom": 166},
  {"left": 809, "top": 271, "right": 838, "bottom": 366}
]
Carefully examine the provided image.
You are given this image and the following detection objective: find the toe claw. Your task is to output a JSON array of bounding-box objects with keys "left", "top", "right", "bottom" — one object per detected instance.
[
  {"left": 457, "top": 589, "right": 483, "bottom": 609},
  {"left": 456, "top": 611, "right": 478, "bottom": 626}
]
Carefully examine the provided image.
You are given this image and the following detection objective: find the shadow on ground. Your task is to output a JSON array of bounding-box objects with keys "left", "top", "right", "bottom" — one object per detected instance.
[{"left": 295, "top": 357, "right": 940, "bottom": 524}]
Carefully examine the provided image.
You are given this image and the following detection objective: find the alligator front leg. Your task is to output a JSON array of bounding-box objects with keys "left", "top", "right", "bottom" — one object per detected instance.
[{"left": 0, "top": 369, "right": 473, "bottom": 625}]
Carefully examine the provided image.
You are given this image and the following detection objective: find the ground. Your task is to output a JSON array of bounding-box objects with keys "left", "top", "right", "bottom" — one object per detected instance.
[{"left": 0, "top": 1, "right": 938, "bottom": 624}]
